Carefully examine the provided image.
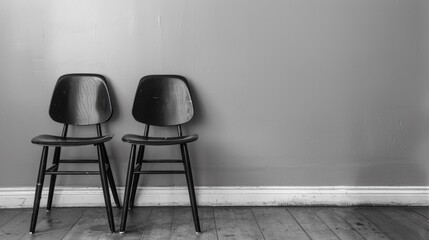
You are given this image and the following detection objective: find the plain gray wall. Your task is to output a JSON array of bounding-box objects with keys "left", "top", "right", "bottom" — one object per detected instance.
[{"left": 1, "top": 0, "right": 428, "bottom": 187}]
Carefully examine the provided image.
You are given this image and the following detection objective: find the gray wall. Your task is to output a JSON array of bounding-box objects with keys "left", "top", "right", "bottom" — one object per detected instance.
[{"left": 1, "top": 0, "right": 428, "bottom": 187}]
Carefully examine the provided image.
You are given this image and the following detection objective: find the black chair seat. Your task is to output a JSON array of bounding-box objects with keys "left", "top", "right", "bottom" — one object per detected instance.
[
  {"left": 32, "top": 134, "right": 113, "bottom": 146},
  {"left": 122, "top": 134, "right": 198, "bottom": 145}
]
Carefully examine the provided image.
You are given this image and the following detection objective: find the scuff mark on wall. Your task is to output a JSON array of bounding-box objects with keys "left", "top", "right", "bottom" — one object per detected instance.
[
  {"left": 18, "top": 197, "right": 26, "bottom": 207},
  {"left": 158, "top": 15, "right": 162, "bottom": 28}
]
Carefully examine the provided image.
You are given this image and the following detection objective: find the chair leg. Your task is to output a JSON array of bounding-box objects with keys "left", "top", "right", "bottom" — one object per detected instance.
[
  {"left": 30, "top": 146, "right": 49, "bottom": 234},
  {"left": 101, "top": 143, "right": 121, "bottom": 208},
  {"left": 97, "top": 145, "right": 115, "bottom": 233},
  {"left": 181, "top": 144, "right": 201, "bottom": 233},
  {"left": 120, "top": 144, "right": 137, "bottom": 233},
  {"left": 129, "top": 145, "right": 145, "bottom": 209},
  {"left": 46, "top": 147, "right": 61, "bottom": 211}
]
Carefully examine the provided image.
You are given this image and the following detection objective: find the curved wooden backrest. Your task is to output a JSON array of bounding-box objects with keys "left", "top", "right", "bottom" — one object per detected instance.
[
  {"left": 132, "top": 75, "right": 194, "bottom": 126},
  {"left": 49, "top": 74, "right": 113, "bottom": 125}
]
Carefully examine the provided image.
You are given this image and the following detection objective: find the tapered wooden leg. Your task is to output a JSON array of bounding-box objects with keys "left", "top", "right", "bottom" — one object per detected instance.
[
  {"left": 101, "top": 144, "right": 121, "bottom": 208},
  {"left": 181, "top": 144, "right": 201, "bottom": 233},
  {"left": 30, "top": 146, "right": 49, "bottom": 234},
  {"left": 120, "top": 144, "right": 137, "bottom": 233},
  {"left": 97, "top": 145, "right": 115, "bottom": 233},
  {"left": 46, "top": 147, "right": 61, "bottom": 211},
  {"left": 129, "top": 145, "right": 145, "bottom": 209}
]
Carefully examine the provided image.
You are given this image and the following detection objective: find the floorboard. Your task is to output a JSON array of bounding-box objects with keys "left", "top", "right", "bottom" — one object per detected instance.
[
  {"left": 170, "top": 207, "right": 217, "bottom": 240},
  {"left": 0, "top": 209, "right": 23, "bottom": 227},
  {"left": 0, "top": 209, "right": 46, "bottom": 240},
  {"left": 0, "top": 206, "right": 428, "bottom": 239},
  {"left": 214, "top": 207, "right": 265, "bottom": 240},
  {"left": 376, "top": 207, "right": 429, "bottom": 240},
  {"left": 98, "top": 207, "right": 152, "bottom": 240},
  {"left": 314, "top": 208, "right": 365, "bottom": 240},
  {"left": 141, "top": 207, "right": 174, "bottom": 240},
  {"left": 399, "top": 208, "right": 429, "bottom": 232},
  {"left": 333, "top": 208, "right": 389, "bottom": 240},
  {"left": 19, "top": 208, "right": 85, "bottom": 240},
  {"left": 288, "top": 207, "right": 339, "bottom": 240},
  {"left": 62, "top": 207, "right": 119, "bottom": 240},
  {"left": 355, "top": 207, "right": 423, "bottom": 240},
  {"left": 251, "top": 207, "right": 310, "bottom": 240},
  {"left": 413, "top": 207, "right": 429, "bottom": 219}
]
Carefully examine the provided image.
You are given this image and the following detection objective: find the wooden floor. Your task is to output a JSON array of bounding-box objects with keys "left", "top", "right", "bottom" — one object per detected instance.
[{"left": 1, "top": 207, "right": 428, "bottom": 239}]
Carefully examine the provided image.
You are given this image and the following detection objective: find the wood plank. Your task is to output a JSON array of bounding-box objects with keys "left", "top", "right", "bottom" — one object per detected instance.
[
  {"left": 98, "top": 207, "right": 152, "bottom": 240},
  {"left": 215, "top": 207, "right": 255, "bottom": 219},
  {"left": 171, "top": 206, "right": 215, "bottom": 220},
  {"left": 288, "top": 207, "right": 339, "bottom": 240},
  {"left": 0, "top": 209, "right": 23, "bottom": 227},
  {"left": 170, "top": 207, "right": 217, "bottom": 240},
  {"left": 2, "top": 206, "right": 427, "bottom": 239},
  {"left": 398, "top": 208, "right": 429, "bottom": 232},
  {"left": 355, "top": 207, "right": 421, "bottom": 240},
  {"left": 314, "top": 208, "right": 365, "bottom": 240},
  {"left": 376, "top": 207, "right": 429, "bottom": 240},
  {"left": 19, "top": 208, "right": 85, "bottom": 240},
  {"left": 214, "top": 207, "right": 264, "bottom": 240},
  {"left": 251, "top": 207, "right": 311, "bottom": 240},
  {"left": 62, "top": 207, "right": 121, "bottom": 240},
  {"left": 141, "top": 207, "right": 174, "bottom": 240},
  {"left": 413, "top": 207, "right": 429, "bottom": 219},
  {"left": 0, "top": 209, "right": 46, "bottom": 240},
  {"left": 333, "top": 208, "right": 389, "bottom": 240}
]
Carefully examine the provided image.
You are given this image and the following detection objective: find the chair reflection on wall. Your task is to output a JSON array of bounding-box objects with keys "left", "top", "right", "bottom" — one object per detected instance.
[
  {"left": 120, "top": 75, "right": 201, "bottom": 234},
  {"left": 30, "top": 74, "right": 121, "bottom": 233}
]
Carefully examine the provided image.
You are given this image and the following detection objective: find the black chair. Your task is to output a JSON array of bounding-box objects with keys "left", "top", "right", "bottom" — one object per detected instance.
[
  {"left": 30, "top": 74, "right": 121, "bottom": 233},
  {"left": 120, "top": 75, "right": 201, "bottom": 233}
]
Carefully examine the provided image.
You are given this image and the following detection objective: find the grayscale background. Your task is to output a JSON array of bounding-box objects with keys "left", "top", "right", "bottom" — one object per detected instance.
[{"left": 0, "top": 0, "right": 428, "bottom": 187}]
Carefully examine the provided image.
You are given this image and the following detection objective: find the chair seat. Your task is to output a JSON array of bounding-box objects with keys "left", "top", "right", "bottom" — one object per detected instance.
[
  {"left": 31, "top": 134, "right": 113, "bottom": 146},
  {"left": 122, "top": 134, "right": 198, "bottom": 145}
]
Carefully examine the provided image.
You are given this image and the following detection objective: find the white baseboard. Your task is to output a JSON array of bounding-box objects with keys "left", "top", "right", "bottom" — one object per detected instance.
[{"left": 1, "top": 186, "right": 428, "bottom": 208}]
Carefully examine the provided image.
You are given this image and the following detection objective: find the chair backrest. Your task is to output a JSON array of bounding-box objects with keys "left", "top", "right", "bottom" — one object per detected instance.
[
  {"left": 49, "top": 74, "right": 113, "bottom": 125},
  {"left": 132, "top": 75, "right": 194, "bottom": 126}
]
